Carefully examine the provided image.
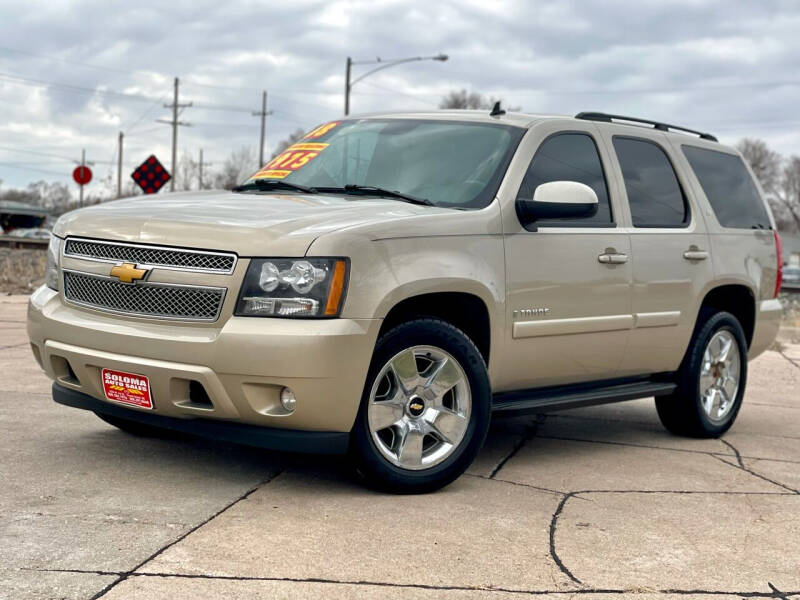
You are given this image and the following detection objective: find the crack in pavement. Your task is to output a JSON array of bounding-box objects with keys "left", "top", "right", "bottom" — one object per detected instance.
[
  {"left": 484, "top": 418, "right": 800, "bottom": 590},
  {"left": 29, "top": 568, "right": 800, "bottom": 598},
  {"left": 715, "top": 439, "right": 800, "bottom": 495},
  {"left": 0, "top": 342, "right": 29, "bottom": 350},
  {"left": 87, "top": 469, "right": 285, "bottom": 599},
  {"left": 489, "top": 414, "right": 546, "bottom": 479},
  {"left": 466, "top": 472, "right": 567, "bottom": 496},
  {"left": 534, "top": 432, "right": 800, "bottom": 465},
  {"left": 535, "top": 433, "right": 736, "bottom": 459},
  {"left": 545, "top": 487, "right": 800, "bottom": 591},
  {"left": 768, "top": 582, "right": 792, "bottom": 600},
  {"left": 778, "top": 349, "right": 800, "bottom": 371},
  {"left": 549, "top": 492, "right": 583, "bottom": 585}
]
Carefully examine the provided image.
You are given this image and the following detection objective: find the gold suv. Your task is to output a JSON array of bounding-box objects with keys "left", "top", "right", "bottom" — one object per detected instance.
[{"left": 28, "top": 111, "right": 783, "bottom": 493}]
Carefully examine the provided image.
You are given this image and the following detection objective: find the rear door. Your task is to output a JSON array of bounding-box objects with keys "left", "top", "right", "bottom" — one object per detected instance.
[
  {"left": 499, "top": 121, "right": 632, "bottom": 391},
  {"left": 597, "top": 130, "right": 714, "bottom": 376}
]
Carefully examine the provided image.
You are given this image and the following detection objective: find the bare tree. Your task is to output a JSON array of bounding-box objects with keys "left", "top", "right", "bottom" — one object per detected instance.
[
  {"left": 737, "top": 138, "right": 781, "bottom": 195},
  {"left": 177, "top": 151, "right": 198, "bottom": 191},
  {"left": 439, "top": 89, "right": 486, "bottom": 109},
  {"left": 778, "top": 156, "right": 800, "bottom": 230},
  {"left": 738, "top": 138, "right": 800, "bottom": 232},
  {"left": 271, "top": 129, "right": 306, "bottom": 159},
  {"left": 213, "top": 147, "right": 257, "bottom": 190},
  {"left": 439, "top": 89, "right": 521, "bottom": 112}
]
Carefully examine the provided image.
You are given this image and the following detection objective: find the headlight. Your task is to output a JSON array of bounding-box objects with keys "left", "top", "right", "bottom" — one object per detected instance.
[
  {"left": 45, "top": 235, "right": 62, "bottom": 291},
  {"left": 235, "top": 258, "right": 349, "bottom": 318}
]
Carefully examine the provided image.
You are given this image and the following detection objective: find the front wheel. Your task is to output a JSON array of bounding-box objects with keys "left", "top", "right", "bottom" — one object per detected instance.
[
  {"left": 351, "top": 319, "right": 491, "bottom": 494},
  {"left": 656, "top": 310, "right": 748, "bottom": 438}
]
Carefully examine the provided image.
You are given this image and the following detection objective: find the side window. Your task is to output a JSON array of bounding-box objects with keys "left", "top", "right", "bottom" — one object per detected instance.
[
  {"left": 682, "top": 145, "right": 771, "bottom": 229},
  {"left": 517, "top": 133, "right": 613, "bottom": 225},
  {"left": 613, "top": 137, "right": 689, "bottom": 228}
]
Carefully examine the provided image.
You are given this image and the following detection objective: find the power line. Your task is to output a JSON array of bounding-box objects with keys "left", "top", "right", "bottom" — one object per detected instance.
[
  {"left": 0, "top": 44, "right": 338, "bottom": 103},
  {"left": 0, "top": 71, "right": 275, "bottom": 114},
  {"left": 0, "top": 161, "right": 70, "bottom": 177},
  {"left": 0, "top": 44, "right": 152, "bottom": 77},
  {"left": 358, "top": 79, "right": 440, "bottom": 107},
  {"left": 0, "top": 145, "right": 115, "bottom": 164}
]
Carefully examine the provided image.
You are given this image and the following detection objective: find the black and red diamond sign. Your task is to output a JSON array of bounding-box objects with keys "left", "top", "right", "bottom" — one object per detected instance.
[{"left": 131, "top": 155, "right": 171, "bottom": 194}]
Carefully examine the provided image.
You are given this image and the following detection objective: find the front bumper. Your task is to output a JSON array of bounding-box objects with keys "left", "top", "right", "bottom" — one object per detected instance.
[
  {"left": 28, "top": 286, "right": 381, "bottom": 433},
  {"left": 53, "top": 383, "right": 350, "bottom": 454}
]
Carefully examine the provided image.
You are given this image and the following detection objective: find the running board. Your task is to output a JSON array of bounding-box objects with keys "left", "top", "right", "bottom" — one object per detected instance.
[{"left": 492, "top": 378, "right": 676, "bottom": 417}]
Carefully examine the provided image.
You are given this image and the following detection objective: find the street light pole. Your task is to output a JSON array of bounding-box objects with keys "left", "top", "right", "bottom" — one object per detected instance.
[
  {"left": 344, "top": 53, "right": 447, "bottom": 116},
  {"left": 344, "top": 57, "right": 352, "bottom": 116}
]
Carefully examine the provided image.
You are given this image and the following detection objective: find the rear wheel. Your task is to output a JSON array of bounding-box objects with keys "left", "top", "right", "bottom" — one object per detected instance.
[
  {"left": 656, "top": 310, "right": 748, "bottom": 437},
  {"left": 351, "top": 319, "right": 491, "bottom": 494}
]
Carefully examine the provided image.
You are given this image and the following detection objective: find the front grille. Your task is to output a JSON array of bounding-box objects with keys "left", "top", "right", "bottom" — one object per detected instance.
[
  {"left": 63, "top": 271, "right": 225, "bottom": 321},
  {"left": 64, "top": 238, "right": 237, "bottom": 274}
]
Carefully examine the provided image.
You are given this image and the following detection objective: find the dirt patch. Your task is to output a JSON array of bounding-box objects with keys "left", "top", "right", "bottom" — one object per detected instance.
[{"left": 0, "top": 248, "right": 47, "bottom": 294}]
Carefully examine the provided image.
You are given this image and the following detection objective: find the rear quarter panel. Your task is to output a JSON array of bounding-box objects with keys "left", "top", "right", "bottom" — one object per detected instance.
[{"left": 667, "top": 137, "right": 780, "bottom": 358}]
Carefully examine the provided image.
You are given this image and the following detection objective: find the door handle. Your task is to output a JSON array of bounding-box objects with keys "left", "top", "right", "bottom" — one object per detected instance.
[
  {"left": 598, "top": 252, "right": 629, "bottom": 264},
  {"left": 683, "top": 249, "right": 709, "bottom": 261}
]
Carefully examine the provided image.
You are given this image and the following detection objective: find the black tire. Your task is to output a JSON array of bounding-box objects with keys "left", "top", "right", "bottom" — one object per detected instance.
[
  {"left": 351, "top": 318, "right": 491, "bottom": 494},
  {"left": 656, "top": 310, "right": 748, "bottom": 438},
  {"left": 95, "top": 412, "right": 172, "bottom": 438}
]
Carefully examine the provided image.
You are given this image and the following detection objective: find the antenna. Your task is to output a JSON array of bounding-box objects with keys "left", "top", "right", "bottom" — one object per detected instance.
[{"left": 490, "top": 101, "right": 506, "bottom": 117}]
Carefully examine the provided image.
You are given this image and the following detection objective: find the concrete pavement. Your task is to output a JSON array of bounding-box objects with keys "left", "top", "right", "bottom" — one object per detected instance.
[{"left": 1, "top": 294, "right": 798, "bottom": 599}]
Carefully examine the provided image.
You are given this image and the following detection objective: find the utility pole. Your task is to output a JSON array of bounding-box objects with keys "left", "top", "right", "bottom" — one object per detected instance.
[
  {"left": 252, "top": 91, "right": 272, "bottom": 167},
  {"left": 116, "top": 131, "right": 124, "bottom": 199},
  {"left": 198, "top": 149, "right": 212, "bottom": 189},
  {"left": 344, "top": 57, "right": 352, "bottom": 116},
  {"left": 157, "top": 77, "right": 192, "bottom": 192}
]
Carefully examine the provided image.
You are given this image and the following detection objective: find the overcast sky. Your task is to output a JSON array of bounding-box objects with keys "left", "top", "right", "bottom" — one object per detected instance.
[{"left": 1, "top": 0, "right": 799, "bottom": 195}]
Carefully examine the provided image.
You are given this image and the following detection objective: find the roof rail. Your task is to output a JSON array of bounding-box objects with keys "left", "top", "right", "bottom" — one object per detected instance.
[{"left": 575, "top": 112, "right": 718, "bottom": 142}]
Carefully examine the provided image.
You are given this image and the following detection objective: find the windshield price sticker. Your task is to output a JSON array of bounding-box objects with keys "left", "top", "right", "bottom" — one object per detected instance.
[
  {"left": 251, "top": 142, "right": 329, "bottom": 180},
  {"left": 304, "top": 121, "right": 340, "bottom": 139}
]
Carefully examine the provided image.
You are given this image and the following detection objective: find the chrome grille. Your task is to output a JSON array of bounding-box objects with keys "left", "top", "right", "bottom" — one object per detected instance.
[
  {"left": 64, "top": 238, "right": 236, "bottom": 274},
  {"left": 63, "top": 271, "right": 225, "bottom": 321}
]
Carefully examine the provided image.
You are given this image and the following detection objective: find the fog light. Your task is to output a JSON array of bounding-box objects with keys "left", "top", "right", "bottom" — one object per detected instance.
[{"left": 280, "top": 387, "right": 297, "bottom": 412}]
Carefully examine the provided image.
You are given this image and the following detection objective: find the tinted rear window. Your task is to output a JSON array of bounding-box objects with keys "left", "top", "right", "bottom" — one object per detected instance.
[
  {"left": 613, "top": 137, "right": 689, "bottom": 228},
  {"left": 682, "top": 145, "right": 771, "bottom": 229}
]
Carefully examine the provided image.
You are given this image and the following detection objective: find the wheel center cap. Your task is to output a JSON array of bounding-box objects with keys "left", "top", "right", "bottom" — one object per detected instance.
[{"left": 407, "top": 395, "right": 426, "bottom": 418}]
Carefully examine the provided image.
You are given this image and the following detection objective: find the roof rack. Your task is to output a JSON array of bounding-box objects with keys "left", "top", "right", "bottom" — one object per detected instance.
[{"left": 575, "top": 112, "right": 718, "bottom": 142}]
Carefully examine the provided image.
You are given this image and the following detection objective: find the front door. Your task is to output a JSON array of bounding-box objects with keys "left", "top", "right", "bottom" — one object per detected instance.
[{"left": 498, "top": 122, "right": 632, "bottom": 392}]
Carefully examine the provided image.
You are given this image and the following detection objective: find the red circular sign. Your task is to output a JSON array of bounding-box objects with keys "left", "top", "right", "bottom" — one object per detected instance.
[{"left": 73, "top": 165, "right": 93, "bottom": 186}]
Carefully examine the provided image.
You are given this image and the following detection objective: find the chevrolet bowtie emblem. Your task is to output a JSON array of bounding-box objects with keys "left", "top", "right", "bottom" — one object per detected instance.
[{"left": 109, "top": 263, "right": 148, "bottom": 284}]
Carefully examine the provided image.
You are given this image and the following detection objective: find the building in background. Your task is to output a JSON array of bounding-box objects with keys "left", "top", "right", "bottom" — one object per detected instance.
[{"left": 0, "top": 201, "right": 49, "bottom": 234}]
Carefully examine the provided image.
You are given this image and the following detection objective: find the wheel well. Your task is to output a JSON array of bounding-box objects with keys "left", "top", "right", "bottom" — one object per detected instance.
[
  {"left": 698, "top": 285, "right": 756, "bottom": 347},
  {"left": 379, "top": 293, "right": 491, "bottom": 364}
]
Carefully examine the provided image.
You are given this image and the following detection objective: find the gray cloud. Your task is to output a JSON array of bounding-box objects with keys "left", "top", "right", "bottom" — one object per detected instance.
[{"left": 0, "top": 0, "right": 798, "bottom": 193}]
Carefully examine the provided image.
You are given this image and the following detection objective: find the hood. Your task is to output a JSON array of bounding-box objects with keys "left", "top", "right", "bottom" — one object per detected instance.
[{"left": 53, "top": 190, "right": 450, "bottom": 256}]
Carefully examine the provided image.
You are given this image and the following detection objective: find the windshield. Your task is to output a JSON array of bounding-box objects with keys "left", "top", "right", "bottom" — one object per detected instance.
[{"left": 244, "top": 119, "right": 524, "bottom": 209}]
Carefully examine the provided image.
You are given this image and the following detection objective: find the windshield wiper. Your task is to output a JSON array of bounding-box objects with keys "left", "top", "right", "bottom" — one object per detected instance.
[
  {"left": 315, "top": 185, "right": 434, "bottom": 207},
  {"left": 233, "top": 180, "right": 317, "bottom": 194}
]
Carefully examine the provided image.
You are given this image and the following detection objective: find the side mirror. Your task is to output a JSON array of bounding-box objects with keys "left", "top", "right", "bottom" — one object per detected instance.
[{"left": 516, "top": 181, "right": 599, "bottom": 226}]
